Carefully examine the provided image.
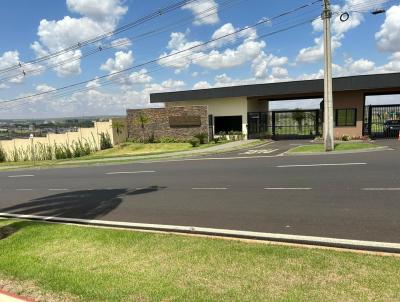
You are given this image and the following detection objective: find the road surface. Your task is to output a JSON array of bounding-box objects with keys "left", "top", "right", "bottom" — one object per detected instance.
[{"left": 0, "top": 140, "right": 399, "bottom": 245}]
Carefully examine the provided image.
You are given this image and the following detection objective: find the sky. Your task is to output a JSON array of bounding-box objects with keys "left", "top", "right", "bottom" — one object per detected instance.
[{"left": 0, "top": 0, "right": 399, "bottom": 118}]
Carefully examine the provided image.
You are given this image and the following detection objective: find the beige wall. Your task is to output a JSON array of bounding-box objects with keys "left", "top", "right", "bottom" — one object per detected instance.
[
  {"left": 333, "top": 91, "right": 364, "bottom": 138},
  {"left": 247, "top": 99, "right": 268, "bottom": 112},
  {"left": 166, "top": 97, "right": 248, "bottom": 135},
  {"left": 0, "top": 120, "right": 127, "bottom": 161}
]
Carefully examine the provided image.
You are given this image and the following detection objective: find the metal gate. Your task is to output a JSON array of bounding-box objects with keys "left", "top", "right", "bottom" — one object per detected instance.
[
  {"left": 364, "top": 104, "right": 400, "bottom": 138},
  {"left": 247, "top": 110, "right": 322, "bottom": 139},
  {"left": 247, "top": 112, "right": 268, "bottom": 139},
  {"left": 271, "top": 110, "right": 321, "bottom": 139}
]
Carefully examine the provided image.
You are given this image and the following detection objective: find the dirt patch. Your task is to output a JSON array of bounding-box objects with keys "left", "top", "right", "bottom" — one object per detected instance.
[
  {"left": 0, "top": 226, "right": 17, "bottom": 240},
  {"left": 0, "top": 276, "right": 80, "bottom": 302}
]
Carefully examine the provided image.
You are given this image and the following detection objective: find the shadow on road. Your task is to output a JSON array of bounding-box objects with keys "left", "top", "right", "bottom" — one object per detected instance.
[{"left": 0, "top": 186, "right": 166, "bottom": 219}]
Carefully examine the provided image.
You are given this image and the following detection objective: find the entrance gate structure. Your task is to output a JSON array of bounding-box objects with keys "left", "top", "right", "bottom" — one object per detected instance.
[
  {"left": 247, "top": 110, "right": 322, "bottom": 139},
  {"left": 364, "top": 104, "right": 400, "bottom": 138}
]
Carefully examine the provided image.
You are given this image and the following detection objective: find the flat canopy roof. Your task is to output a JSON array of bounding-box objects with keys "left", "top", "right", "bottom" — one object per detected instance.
[{"left": 150, "top": 72, "right": 400, "bottom": 103}]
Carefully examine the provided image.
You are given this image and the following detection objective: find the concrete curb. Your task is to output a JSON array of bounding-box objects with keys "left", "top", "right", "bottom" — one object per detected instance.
[
  {"left": 284, "top": 146, "right": 392, "bottom": 156},
  {"left": 1, "top": 213, "right": 400, "bottom": 254},
  {"left": 0, "top": 290, "right": 35, "bottom": 302}
]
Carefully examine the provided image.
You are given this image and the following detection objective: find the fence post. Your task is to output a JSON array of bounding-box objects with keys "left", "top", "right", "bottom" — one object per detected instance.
[
  {"left": 367, "top": 105, "right": 372, "bottom": 137},
  {"left": 272, "top": 112, "right": 276, "bottom": 137}
]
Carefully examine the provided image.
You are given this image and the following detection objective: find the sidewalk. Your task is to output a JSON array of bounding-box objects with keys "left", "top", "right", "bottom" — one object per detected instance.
[
  {"left": 60, "top": 139, "right": 264, "bottom": 164},
  {"left": 0, "top": 291, "right": 34, "bottom": 302}
]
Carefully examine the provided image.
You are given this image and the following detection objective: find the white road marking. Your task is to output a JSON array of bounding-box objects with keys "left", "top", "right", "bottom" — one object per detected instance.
[
  {"left": 362, "top": 188, "right": 400, "bottom": 191},
  {"left": 48, "top": 188, "right": 69, "bottom": 191},
  {"left": 240, "top": 149, "right": 279, "bottom": 155},
  {"left": 264, "top": 187, "right": 312, "bottom": 190},
  {"left": 192, "top": 187, "right": 228, "bottom": 190},
  {"left": 8, "top": 174, "right": 34, "bottom": 178},
  {"left": 16, "top": 189, "right": 33, "bottom": 191},
  {"left": 277, "top": 163, "right": 367, "bottom": 168},
  {"left": 105, "top": 171, "right": 156, "bottom": 175},
  {"left": 0, "top": 212, "right": 399, "bottom": 253}
]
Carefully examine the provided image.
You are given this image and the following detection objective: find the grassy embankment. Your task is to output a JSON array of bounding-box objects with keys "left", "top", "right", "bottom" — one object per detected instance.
[
  {"left": 0, "top": 219, "right": 399, "bottom": 302},
  {"left": 288, "top": 142, "right": 380, "bottom": 153},
  {"left": 0, "top": 140, "right": 237, "bottom": 169}
]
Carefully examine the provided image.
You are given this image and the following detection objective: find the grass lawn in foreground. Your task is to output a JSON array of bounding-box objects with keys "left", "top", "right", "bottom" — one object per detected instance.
[
  {"left": 0, "top": 219, "right": 399, "bottom": 302},
  {"left": 288, "top": 142, "right": 380, "bottom": 153}
]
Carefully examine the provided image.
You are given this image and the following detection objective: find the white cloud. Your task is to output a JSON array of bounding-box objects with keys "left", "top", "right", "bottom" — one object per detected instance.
[
  {"left": 36, "top": 84, "right": 55, "bottom": 93},
  {"left": 193, "top": 81, "right": 211, "bottom": 89},
  {"left": 30, "top": 0, "right": 128, "bottom": 76},
  {"left": 375, "top": 5, "right": 400, "bottom": 52},
  {"left": 296, "top": 1, "right": 368, "bottom": 64},
  {"left": 194, "top": 39, "right": 266, "bottom": 69},
  {"left": 183, "top": 0, "right": 219, "bottom": 25},
  {"left": 100, "top": 50, "right": 133, "bottom": 74},
  {"left": 0, "top": 51, "right": 26, "bottom": 84},
  {"left": 158, "top": 32, "right": 203, "bottom": 72},
  {"left": 209, "top": 23, "right": 236, "bottom": 47},
  {"left": 251, "top": 52, "right": 288, "bottom": 79},
  {"left": 296, "top": 36, "right": 342, "bottom": 63},
  {"left": 111, "top": 37, "right": 132, "bottom": 49},
  {"left": 127, "top": 69, "right": 152, "bottom": 84},
  {"left": 66, "top": 0, "right": 127, "bottom": 23}
]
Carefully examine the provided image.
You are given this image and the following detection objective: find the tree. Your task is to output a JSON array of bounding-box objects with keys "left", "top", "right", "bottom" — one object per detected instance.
[
  {"left": 135, "top": 112, "right": 150, "bottom": 143},
  {"left": 112, "top": 120, "right": 125, "bottom": 135},
  {"left": 292, "top": 109, "right": 306, "bottom": 133}
]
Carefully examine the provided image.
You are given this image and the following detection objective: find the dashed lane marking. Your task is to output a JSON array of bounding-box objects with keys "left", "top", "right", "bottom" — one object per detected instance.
[
  {"left": 105, "top": 171, "right": 156, "bottom": 175},
  {"left": 277, "top": 163, "right": 367, "bottom": 168}
]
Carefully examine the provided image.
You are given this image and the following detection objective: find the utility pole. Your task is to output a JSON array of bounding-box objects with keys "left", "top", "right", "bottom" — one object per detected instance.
[{"left": 322, "top": 0, "right": 334, "bottom": 151}]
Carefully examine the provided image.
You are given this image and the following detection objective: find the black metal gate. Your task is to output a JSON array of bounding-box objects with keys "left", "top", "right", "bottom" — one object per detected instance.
[
  {"left": 247, "top": 112, "right": 268, "bottom": 139},
  {"left": 247, "top": 110, "right": 321, "bottom": 139},
  {"left": 271, "top": 110, "right": 321, "bottom": 139},
  {"left": 364, "top": 104, "right": 400, "bottom": 138}
]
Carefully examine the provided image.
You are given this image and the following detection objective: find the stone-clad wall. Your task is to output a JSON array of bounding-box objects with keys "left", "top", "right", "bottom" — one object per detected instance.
[{"left": 126, "top": 105, "right": 208, "bottom": 142}]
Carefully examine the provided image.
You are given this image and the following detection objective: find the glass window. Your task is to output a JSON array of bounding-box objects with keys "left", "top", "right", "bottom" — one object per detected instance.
[{"left": 335, "top": 109, "right": 356, "bottom": 127}]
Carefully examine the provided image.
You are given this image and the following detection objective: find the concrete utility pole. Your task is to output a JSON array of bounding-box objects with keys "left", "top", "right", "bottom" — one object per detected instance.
[{"left": 322, "top": 0, "right": 334, "bottom": 151}]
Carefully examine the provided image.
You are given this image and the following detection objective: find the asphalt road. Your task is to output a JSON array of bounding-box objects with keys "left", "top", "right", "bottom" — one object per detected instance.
[{"left": 1, "top": 140, "right": 400, "bottom": 244}]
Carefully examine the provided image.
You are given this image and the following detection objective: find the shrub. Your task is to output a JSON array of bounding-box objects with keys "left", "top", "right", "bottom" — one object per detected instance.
[
  {"left": 11, "top": 148, "right": 19, "bottom": 162},
  {"left": 217, "top": 132, "right": 227, "bottom": 140},
  {"left": 189, "top": 137, "right": 200, "bottom": 147},
  {"left": 54, "top": 144, "right": 72, "bottom": 159},
  {"left": 158, "top": 137, "right": 181, "bottom": 143},
  {"left": 0, "top": 146, "right": 6, "bottom": 162},
  {"left": 341, "top": 134, "right": 351, "bottom": 141},
  {"left": 100, "top": 132, "right": 113, "bottom": 150},
  {"left": 212, "top": 137, "right": 220, "bottom": 144},
  {"left": 194, "top": 133, "right": 208, "bottom": 144}
]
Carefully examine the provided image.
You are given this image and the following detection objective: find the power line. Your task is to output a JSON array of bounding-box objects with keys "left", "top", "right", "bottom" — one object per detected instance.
[
  {"left": 0, "top": 13, "right": 322, "bottom": 111},
  {"left": 0, "top": 0, "right": 201, "bottom": 75},
  {"left": 0, "top": 0, "right": 244, "bottom": 83}
]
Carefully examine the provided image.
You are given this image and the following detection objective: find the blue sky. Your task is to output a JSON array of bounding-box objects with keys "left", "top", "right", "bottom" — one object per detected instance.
[{"left": 0, "top": 0, "right": 399, "bottom": 118}]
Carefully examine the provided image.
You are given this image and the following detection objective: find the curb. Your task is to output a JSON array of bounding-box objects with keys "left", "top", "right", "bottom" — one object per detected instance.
[
  {"left": 284, "top": 146, "right": 392, "bottom": 156},
  {"left": 0, "top": 290, "right": 35, "bottom": 302},
  {"left": 1, "top": 213, "right": 400, "bottom": 254}
]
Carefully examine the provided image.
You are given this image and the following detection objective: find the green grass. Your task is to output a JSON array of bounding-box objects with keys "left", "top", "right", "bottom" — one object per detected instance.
[
  {"left": 82, "top": 142, "right": 196, "bottom": 159},
  {"left": 0, "top": 141, "right": 236, "bottom": 170},
  {"left": 0, "top": 219, "right": 400, "bottom": 302},
  {"left": 288, "top": 142, "right": 380, "bottom": 153}
]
